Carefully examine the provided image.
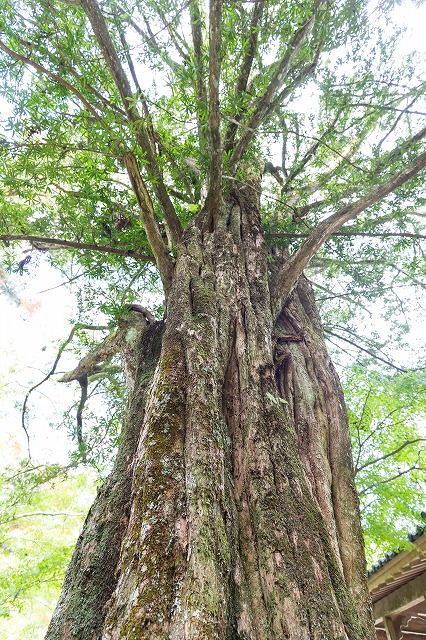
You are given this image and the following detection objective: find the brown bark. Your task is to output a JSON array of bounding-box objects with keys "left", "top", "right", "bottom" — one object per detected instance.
[{"left": 46, "top": 182, "right": 375, "bottom": 640}]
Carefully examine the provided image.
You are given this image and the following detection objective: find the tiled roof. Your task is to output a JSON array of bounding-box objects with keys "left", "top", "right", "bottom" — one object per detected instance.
[
  {"left": 367, "top": 515, "right": 426, "bottom": 604},
  {"left": 367, "top": 521, "right": 425, "bottom": 577}
]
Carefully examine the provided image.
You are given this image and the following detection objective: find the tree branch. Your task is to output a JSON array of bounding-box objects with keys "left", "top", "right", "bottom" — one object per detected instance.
[
  {"left": 323, "top": 329, "right": 414, "bottom": 373},
  {"left": 205, "top": 0, "right": 223, "bottom": 218},
  {"left": 0, "top": 235, "right": 155, "bottom": 262},
  {"left": 152, "top": 2, "right": 190, "bottom": 64},
  {"left": 58, "top": 305, "right": 156, "bottom": 384},
  {"left": 0, "top": 40, "right": 105, "bottom": 126},
  {"left": 266, "top": 231, "right": 426, "bottom": 241},
  {"left": 123, "top": 152, "right": 174, "bottom": 294},
  {"left": 190, "top": 0, "right": 208, "bottom": 144},
  {"left": 113, "top": 2, "right": 184, "bottom": 71},
  {"left": 358, "top": 465, "right": 424, "bottom": 496},
  {"left": 377, "top": 96, "right": 419, "bottom": 152},
  {"left": 21, "top": 324, "right": 106, "bottom": 458},
  {"left": 270, "top": 146, "right": 426, "bottom": 313},
  {"left": 0, "top": 511, "right": 86, "bottom": 525},
  {"left": 80, "top": 0, "right": 183, "bottom": 244},
  {"left": 76, "top": 374, "right": 88, "bottom": 462},
  {"left": 356, "top": 438, "right": 426, "bottom": 474},
  {"left": 228, "top": 1, "right": 324, "bottom": 173},
  {"left": 6, "top": 140, "right": 121, "bottom": 159},
  {"left": 353, "top": 389, "right": 372, "bottom": 474},
  {"left": 224, "top": 0, "right": 264, "bottom": 152}
]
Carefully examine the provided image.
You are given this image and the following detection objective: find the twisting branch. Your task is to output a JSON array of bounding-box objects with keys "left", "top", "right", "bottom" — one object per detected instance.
[
  {"left": 80, "top": 0, "right": 183, "bottom": 244},
  {"left": 270, "top": 145, "right": 426, "bottom": 314},
  {"left": 0, "top": 235, "right": 155, "bottom": 262},
  {"left": 76, "top": 375, "right": 88, "bottom": 462}
]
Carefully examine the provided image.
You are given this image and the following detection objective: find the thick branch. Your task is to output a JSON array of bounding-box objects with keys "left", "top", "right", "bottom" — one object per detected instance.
[
  {"left": 0, "top": 235, "right": 154, "bottom": 262},
  {"left": 123, "top": 152, "right": 174, "bottom": 294},
  {"left": 59, "top": 305, "right": 156, "bottom": 383},
  {"left": 190, "top": 0, "right": 208, "bottom": 143},
  {"left": 205, "top": 0, "right": 223, "bottom": 216},
  {"left": 59, "top": 330, "right": 120, "bottom": 383},
  {"left": 224, "top": 0, "right": 264, "bottom": 152},
  {"left": 80, "top": 0, "right": 183, "bottom": 244},
  {"left": 270, "top": 148, "right": 426, "bottom": 313}
]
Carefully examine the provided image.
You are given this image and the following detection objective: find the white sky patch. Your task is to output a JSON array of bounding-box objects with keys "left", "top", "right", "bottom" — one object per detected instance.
[{"left": 0, "top": 255, "right": 78, "bottom": 464}]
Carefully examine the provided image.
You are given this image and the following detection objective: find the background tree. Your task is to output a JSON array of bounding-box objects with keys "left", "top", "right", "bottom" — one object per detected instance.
[
  {"left": 0, "top": 463, "right": 94, "bottom": 640},
  {"left": 0, "top": 0, "right": 425, "bottom": 638}
]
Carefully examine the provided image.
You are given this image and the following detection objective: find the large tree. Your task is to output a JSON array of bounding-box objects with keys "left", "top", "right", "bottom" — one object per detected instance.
[{"left": 0, "top": 0, "right": 425, "bottom": 637}]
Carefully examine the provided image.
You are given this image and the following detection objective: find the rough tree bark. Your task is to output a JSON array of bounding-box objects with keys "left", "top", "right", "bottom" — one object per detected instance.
[{"left": 46, "top": 178, "right": 375, "bottom": 639}]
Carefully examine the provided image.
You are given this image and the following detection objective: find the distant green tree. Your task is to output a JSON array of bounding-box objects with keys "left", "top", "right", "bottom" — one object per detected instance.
[
  {"left": 0, "top": 463, "right": 94, "bottom": 639},
  {"left": 344, "top": 365, "right": 426, "bottom": 562}
]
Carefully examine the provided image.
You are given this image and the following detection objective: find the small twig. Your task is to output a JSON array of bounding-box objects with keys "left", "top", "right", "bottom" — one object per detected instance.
[
  {"left": 358, "top": 465, "right": 425, "bottom": 496},
  {"left": 21, "top": 324, "right": 108, "bottom": 458},
  {"left": 324, "top": 328, "right": 422, "bottom": 373},
  {"left": 0, "top": 511, "right": 86, "bottom": 525}
]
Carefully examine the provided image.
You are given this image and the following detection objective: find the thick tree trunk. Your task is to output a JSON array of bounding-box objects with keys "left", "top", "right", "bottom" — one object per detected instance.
[{"left": 46, "top": 182, "right": 375, "bottom": 640}]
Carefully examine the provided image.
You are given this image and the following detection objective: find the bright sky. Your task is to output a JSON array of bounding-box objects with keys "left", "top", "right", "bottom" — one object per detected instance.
[{"left": 0, "top": 257, "right": 77, "bottom": 464}]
